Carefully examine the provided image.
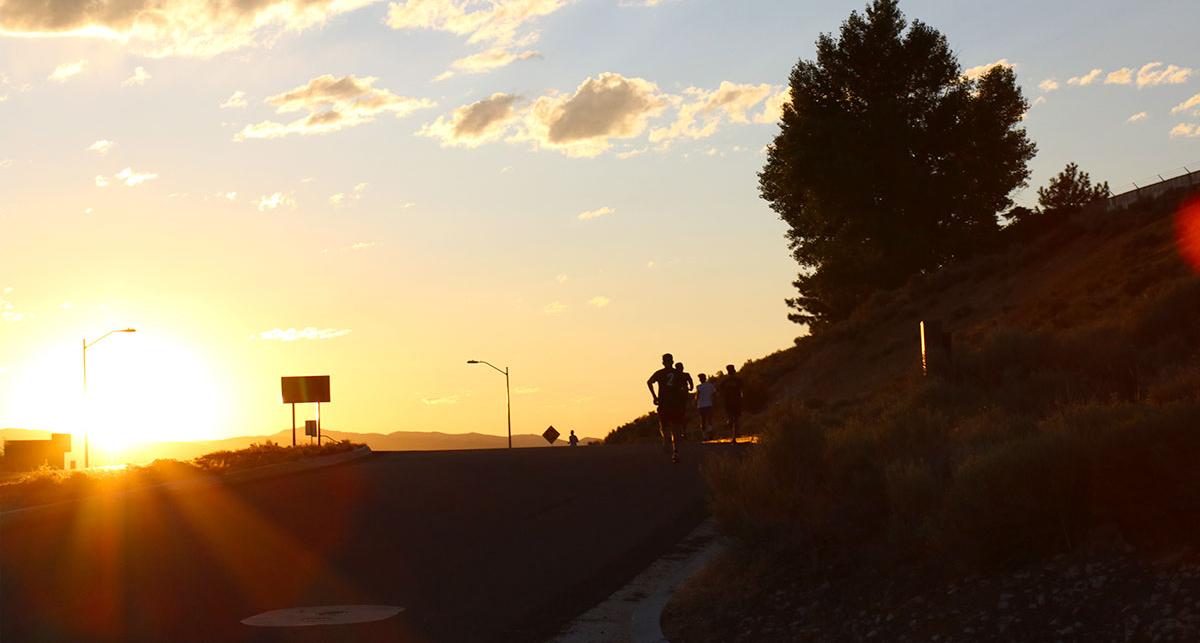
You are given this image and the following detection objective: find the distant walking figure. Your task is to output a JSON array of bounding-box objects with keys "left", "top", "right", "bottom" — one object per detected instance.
[
  {"left": 674, "top": 362, "right": 694, "bottom": 440},
  {"left": 721, "top": 364, "right": 744, "bottom": 443},
  {"left": 696, "top": 373, "right": 717, "bottom": 440},
  {"left": 568, "top": 430, "right": 579, "bottom": 447},
  {"left": 648, "top": 353, "right": 687, "bottom": 463}
]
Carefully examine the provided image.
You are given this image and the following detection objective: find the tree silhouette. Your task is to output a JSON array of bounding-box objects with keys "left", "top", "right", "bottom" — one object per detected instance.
[
  {"left": 1036, "top": 162, "right": 1110, "bottom": 214},
  {"left": 759, "top": 0, "right": 1036, "bottom": 329}
]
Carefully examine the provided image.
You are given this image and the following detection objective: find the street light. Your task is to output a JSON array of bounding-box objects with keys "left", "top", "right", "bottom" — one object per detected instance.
[
  {"left": 467, "top": 360, "right": 511, "bottom": 449},
  {"left": 83, "top": 328, "right": 136, "bottom": 468}
]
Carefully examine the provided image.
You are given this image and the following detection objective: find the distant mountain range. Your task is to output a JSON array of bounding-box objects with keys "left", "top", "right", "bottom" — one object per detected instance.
[{"left": 0, "top": 428, "right": 602, "bottom": 466}]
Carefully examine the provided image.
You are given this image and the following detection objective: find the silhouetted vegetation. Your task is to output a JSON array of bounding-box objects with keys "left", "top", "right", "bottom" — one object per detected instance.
[
  {"left": 1, "top": 441, "right": 364, "bottom": 510},
  {"left": 1037, "top": 162, "right": 1112, "bottom": 214},
  {"left": 759, "top": 0, "right": 1036, "bottom": 330}
]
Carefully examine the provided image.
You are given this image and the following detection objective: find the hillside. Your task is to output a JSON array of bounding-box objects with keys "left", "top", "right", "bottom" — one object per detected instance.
[{"left": 657, "top": 186, "right": 1200, "bottom": 641}]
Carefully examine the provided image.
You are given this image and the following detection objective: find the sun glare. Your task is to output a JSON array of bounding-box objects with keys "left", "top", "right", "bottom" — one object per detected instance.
[{"left": 5, "top": 333, "right": 229, "bottom": 463}]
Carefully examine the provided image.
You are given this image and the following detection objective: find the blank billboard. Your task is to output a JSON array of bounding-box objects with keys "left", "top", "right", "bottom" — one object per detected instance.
[{"left": 281, "top": 376, "right": 331, "bottom": 404}]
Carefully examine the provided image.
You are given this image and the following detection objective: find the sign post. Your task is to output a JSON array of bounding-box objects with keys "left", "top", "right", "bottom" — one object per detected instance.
[{"left": 281, "top": 376, "right": 331, "bottom": 446}]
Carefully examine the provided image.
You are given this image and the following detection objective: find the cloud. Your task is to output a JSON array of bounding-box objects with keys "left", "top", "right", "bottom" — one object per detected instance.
[
  {"left": 444, "top": 46, "right": 540, "bottom": 77},
  {"left": 1, "top": 289, "right": 23, "bottom": 322},
  {"left": 1171, "top": 123, "right": 1199, "bottom": 139},
  {"left": 94, "top": 175, "right": 109, "bottom": 187},
  {"left": 351, "top": 241, "right": 376, "bottom": 249},
  {"left": 115, "top": 167, "right": 158, "bottom": 186},
  {"left": 87, "top": 139, "right": 114, "bottom": 155},
  {"left": 577, "top": 206, "right": 614, "bottom": 221},
  {"left": 543, "top": 301, "right": 566, "bottom": 314},
  {"left": 650, "top": 81, "right": 774, "bottom": 143},
  {"left": 555, "top": 273, "right": 568, "bottom": 284},
  {"left": 1127, "top": 111, "right": 1147, "bottom": 123},
  {"left": 386, "top": 0, "right": 565, "bottom": 76},
  {"left": 122, "top": 66, "right": 150, "bottom": 87},
  {"left": 1030, "top": 96, "right": 1047, "bottom": 108},
  {"left": 0, "top": 0, "right": 381, "bottom": 57},
  {"left": 1038, "top": 78, "right": 1060, "bottom": 92},
  {"left": 962, "top": 58, "right": 1013, "bottom": 81},
  {"left": 48, "top": 60, "right": 86, "bottom": 82},
  {"left": 218, "top": 191, "right": 238, "bottom": 200},
  {"left": 235, "top": 75, "right": 434, "bottom": 140},
  {"left": 1067, "top": 68, "right": 1102, "bottom": 86},
  {"left": 385, "top": 0, "right": 565, "bottom": 46},
  {"left": 1105, "top": 68, "right": 1133, "bottom": 85},
  {"left": 513, "top": 386, "right": 540, "bottom": 395},
  {"left": 220, "top": 90, "right": 248, "bottom": 109},
  {"left": 419, "top": 92, "right": 521, "bottom": 147},
  {"left": 330, "top": 182, "right": 368, "bottom": 206},
  {"left": 1172, "top": 93, "right": 1200, "bottom": 116},
  {"left": 522, "top": 72, "right": 667, "bottom": 157},
  {"left": 259, "top": 327, "right": 351, "bottom": 341},
  {"left": 421, "top": 394, "right": 461, "bottom": 405},
  {"left": 588, "top": 295, "right": 610, "bottom": 308},
  {"left": 1137, "top": 62, "right": 1192, "bottom": 88},
  {"left": 256, "top": 192, "right": 296, "bottom": 210}
]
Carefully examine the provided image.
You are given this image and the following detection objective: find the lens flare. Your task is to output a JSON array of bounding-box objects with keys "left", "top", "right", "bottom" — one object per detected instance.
[{"left": 1174, "top": 194, "right": 1200, "bottom": 272}]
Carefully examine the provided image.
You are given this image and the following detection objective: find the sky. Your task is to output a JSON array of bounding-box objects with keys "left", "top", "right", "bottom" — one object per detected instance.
[{"left": 1, "top": 0, "right": 1199, "bottom": 459}]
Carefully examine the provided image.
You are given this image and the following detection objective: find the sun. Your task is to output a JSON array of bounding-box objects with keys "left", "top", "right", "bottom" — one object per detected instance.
[{"left": 6, "top": 332, "right": 230, "bottom": 462}]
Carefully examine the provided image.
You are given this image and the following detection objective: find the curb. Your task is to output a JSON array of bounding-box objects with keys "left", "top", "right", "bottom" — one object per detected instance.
[
  {"left": 1, "top": 446, "right": 373, "bottom": 520},
  {"left": 550, "top": 519, "right": 725, "bottom": 643}
]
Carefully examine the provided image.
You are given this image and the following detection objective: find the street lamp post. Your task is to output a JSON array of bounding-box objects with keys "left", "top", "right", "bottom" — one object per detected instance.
[
  {"left": 83, "top": 328, "right": 136, "bottom": 468},
  {"left": 467, "top": 360, "right": 511, "bottom": 449}
]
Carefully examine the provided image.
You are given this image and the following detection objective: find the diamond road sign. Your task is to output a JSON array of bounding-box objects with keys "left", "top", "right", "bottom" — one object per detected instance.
[{"left": 543, "top": 425, "right": 560, "bottom": 444}]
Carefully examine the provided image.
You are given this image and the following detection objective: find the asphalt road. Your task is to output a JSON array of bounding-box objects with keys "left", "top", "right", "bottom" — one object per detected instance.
[{"left": 1, "top": 444, "right": 722, "bottom": 642}]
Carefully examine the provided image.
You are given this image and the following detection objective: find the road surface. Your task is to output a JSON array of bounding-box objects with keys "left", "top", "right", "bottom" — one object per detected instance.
[{"left": 1, "top": 444, "right": 722, "bottom": 642}]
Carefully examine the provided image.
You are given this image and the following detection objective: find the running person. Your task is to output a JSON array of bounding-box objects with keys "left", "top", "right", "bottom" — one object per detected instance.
[
  {"left": 647, "top": 353, "right": 687, "bottom": 462},
  {"left": 721, "top": 364, "right": 744, "bottom": 444},
  {"left": 695, "top": 373, "right": 717, "bottom": 440},
  {"left": 674, "top": 362, "right": 694, "bottom": 439}
]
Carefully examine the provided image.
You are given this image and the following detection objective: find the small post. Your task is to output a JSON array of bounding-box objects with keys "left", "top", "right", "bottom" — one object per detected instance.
[
  {"left": 919, "top": 321, "right": 928, "bottom": 376},
  {"left": 317, "top": 401, "right": 322, "bottom": 445},
  {"left": 291, "top": 403, "right": 296, "bottom": 447}
]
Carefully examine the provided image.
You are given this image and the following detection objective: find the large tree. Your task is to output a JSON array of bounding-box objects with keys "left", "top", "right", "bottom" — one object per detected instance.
[{"left": 759, "top": 0, "right": 1036, "bottom": 329}]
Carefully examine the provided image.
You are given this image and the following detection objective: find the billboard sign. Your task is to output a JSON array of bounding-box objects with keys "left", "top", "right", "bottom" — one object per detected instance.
[{"left": 282, "top": 376, "right": 331, "bottom": 404}]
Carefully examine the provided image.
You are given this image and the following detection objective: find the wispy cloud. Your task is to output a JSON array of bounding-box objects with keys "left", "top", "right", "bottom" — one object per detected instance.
[
  {"left": 386, "top": 0, "right": 565, "bottom": 76},
  {"left": 1067, "top": 68, "right": 1102, "bottom": 86},
  {"left": 555, "top": 273, "right": 568, "bottom": 284},
  {"left": 122, "top": 66, "right": 151, "bottom": 87},
  {"left": 259, "top": 327, "right": 351, "bottom": 341},
  {"left": 1172, "top": 93, "right": 1200, "bottom": 116},
  {"left": 1, "top": 287, "right": 24, "bottom": 322},
  {"left": 588, "top": 295, "right": 610, "bottom": 308},
  {"left": 256, "top": 192, "right": 296, "bottom": 211},
  {"left": 513, "top": 386, "right": 540, "bottom": 395},
  {"left": 94, "top": 175, "right": 109, "bottom": 188},
  {"left": 330, "top": 182, "right": 368, "bottom": 207},
  {"left": 0, "top": 0, "right": 381, "bottom": 56},
  {"left": 115, "top": 167, "right": 158, "bottom": 186},
  {"left": 650, "top": 81, "right": 775, "bottom": 143},
  {"left": 48, "top": 60, "right": 87, "bottom": 83},
  {"left": 543, "top": 301, "right": 567, "bottom": 314},
  {"left": 1127, "top": 111, "right": 1148, "bottom": 123},
  {"left": 962, "top": 58, "right": 1013, "bottom": 81},
  {"left": 421, "top": 394, "right": 461, "bottom": 405},
  {"left": 1137, "top": 62, "right": 1192, "bottom": 88},
  {"left": 87, "top": 140, "right": 114, "bottom": 155},
  {"left": 1171, "top": 123, "right": 1199, "bottom": 139},
  {"left": 236, "top": 75, "right": 434, "bottom": 140},
  {"left": 578, "top": 206, "right": 615, "bottom": 221},
  {"left": 1038, "top": 78, "right": 1060, "bottom": 92},
  {"left": 220, "top": 90, "right": 248, "bottom": 109},
  {"left": 1105, "top": 68, "right": 1133, "bottom": 85}
]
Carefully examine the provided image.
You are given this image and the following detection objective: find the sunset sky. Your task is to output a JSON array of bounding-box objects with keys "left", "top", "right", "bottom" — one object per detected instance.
[{"left": 2, "top": 0, "right": 1198, "bottom": 458}]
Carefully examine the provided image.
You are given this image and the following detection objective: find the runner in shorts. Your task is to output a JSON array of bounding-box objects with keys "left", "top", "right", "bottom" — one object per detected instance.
[{"left": 647, "top": 353, "right": 686, "bottom": 462}]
